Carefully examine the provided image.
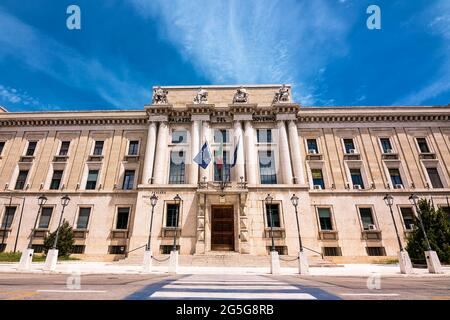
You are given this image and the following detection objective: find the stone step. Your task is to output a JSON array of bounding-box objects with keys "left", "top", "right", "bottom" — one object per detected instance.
[{"left": 116, "top": 252, "right": 338, "bottom": 268}]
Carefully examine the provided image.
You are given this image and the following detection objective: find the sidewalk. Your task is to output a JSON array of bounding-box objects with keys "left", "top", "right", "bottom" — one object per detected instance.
[{"left": 1, "top": 261, "right": 450, "bottom": 277}]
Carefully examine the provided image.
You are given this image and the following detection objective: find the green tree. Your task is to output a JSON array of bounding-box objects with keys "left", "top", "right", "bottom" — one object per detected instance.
[
  {"left": 43, "top": 220, "right": 74, "bottom": 257},
  {"left": 406, "top": 199, "right": 450, "bottom": 264}
]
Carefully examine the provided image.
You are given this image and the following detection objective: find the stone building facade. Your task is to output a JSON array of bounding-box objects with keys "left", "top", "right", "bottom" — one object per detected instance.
[{"left": 0, "top": 85, "right": 449, "bottom": 262}]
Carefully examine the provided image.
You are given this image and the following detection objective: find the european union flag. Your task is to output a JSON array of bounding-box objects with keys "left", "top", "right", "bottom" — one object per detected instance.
[{"left": 193, "top": 141, "right": 212, "bottom": 169}]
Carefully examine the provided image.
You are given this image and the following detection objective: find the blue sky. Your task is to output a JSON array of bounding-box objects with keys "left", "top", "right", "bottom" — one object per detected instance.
[{"left": 0, "top": 0, "right": 448, "bottom": 112}]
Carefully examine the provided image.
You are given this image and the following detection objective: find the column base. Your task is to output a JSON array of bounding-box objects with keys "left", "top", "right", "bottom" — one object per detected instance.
[
  {"left": 425, "top": 250, "right": 443, "bottom": 274},
  {"left": 18, "top": 249, "right": 34, "bottom": 271},
  {"left": 44, "top": 249, "right": 59, "bottom": 271},
  {"left": 169, "top": 250, "right": 179, "bottom": 274},
  {"left": 398, "top": 251, "right": 414, "bottom": 274},
  {"left": 270, "top": 251, "right": 280, "bottom": 275},
  {"left": 298, "top": 251, "right": 309, "bottom": 275},
  {"left": 142, "top": 250, "right": 152, "bottom": 273}
]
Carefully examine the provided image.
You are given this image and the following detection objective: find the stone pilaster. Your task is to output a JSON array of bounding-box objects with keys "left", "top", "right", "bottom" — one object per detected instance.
[
  {"left": 189, "top": 120, "right": 200, "bottom": 184},
  {"left": 141, "top": 122, "right": 158, "bottom": 184},
  {"left": 277, "top": 120, "right": 294, "bottom": 184},
  {"left": 152, "top": 121, "right": 169, "bottom": 184},
  {"left": 244, "top": 121, "right": 257, "bottom": 185},
  {"left": 233, "top": 120, "right": 245, "bottom": 181},
  {"left": 288, "top": 120, "right": 304, "bottom": 184}
]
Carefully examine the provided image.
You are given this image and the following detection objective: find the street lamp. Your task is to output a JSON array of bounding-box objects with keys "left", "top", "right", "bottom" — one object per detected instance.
[
  {"left": 146, "top": 192, "right": 158, "bottom": 251},
  {"left": 290, "top": 194, "right": 303, "bottom": 252},
  {"left": 408, "top": 194, "right": 431, "bottom": 251},
  {"left": 264, "top": 194, "right": 275, "bottom": 252},
  {"left": 27, "top": 195, "right": 47, "bottom": 249},
  {"left": 52, "top": 195, "right": 71, "bottom": 250},
  {"left": 383, "top": 194, "right": 413, "bottom": 274},
  {"left": 172, "top": 194, "right": 182, "bottom": 252},
  {"left": 383, "top": 194, "right": 404, "bottom": 251}
]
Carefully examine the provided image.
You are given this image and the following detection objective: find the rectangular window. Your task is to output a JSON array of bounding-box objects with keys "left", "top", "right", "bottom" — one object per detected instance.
[
  {"left": 311, "top": 169, "right": 325, "bottom": 189},
  {"left": 307, "top": 139, "right": 318, "bottom": 153},
  {"left": 128, "top": 140, "right": 139, "bottom": 155},
  {"left": 38, "top": 207, "right": 53, "bottom": 229},
  {"left": 380, "top": 138, "right": 392, "bottom": 153},
  {"left": 93, "top": 141, "right": 104, "bottom": 155},
  {"left": 166, "top": 204, "right": 180, "bottom": 227},
  {"left": 116, "top": 208, "right": 130, "bottom": 230},
  {"left": 76, "top": 208, "right": 91, "bottom": 229},
  {"left": 350, "top": 168, "right": 364, "bottom": 188},
  {"left": 0, "top": 141, "right": 5, "bottom": 155},
  {"left": 427, "top": 168, "right": 444, "bottom": 188},
  {"left": 169, "top": 151, "right": 186, "bottom": 184},
  {"left": 86, "top": 170, "right": 99, "bottom": 190},
  {"left": 59, "top": 141, "right": 70, "bottom": 156},
  {"left": 122, "top": 170, "right": 135, "bottom": 190},
  {"left": 214, "top": 129, "right": 229, "bottom": 143},
  {"left": 317, "top": 207, "right": 333, "bottom": 230},
  {"left": 265, "top": 204, "right": 280, "bottom": 228},
  {"left": 259, "top": 150, "right": 277, "bottom": 184},
  {"left": 400, "top": 207, "right": 415, "bottom": 230},
  {"left": 15, "top": 170, "right": 29, "bottom": 190},
  {"left": 343, "top": 138, "right": 355, "bottom": 153},
  {"left": 389, "top": 168, "right": 403, "bottom": 186},
  {"left": 366, "top": 247, "right": 386, "bottom": 256},
  {"left": 1, "top": 206, "right": 16, "bottom": 229},
  {"left": 214, "top": 150, "right": 230, "bottom": 182},
  {"left": 359, "top": 207, "right": 375, "bottom": 230},
  {"left": 257, "top": 129, "right": 272, "bottom": 143},
  {"left": 72, "top": 245, "right": 85, "bottom": 254},
  {"left": 50, "top": 170, "right": 63, "bottom": 190},
  {"left": 416, "top": 138, "right": 430, "bottom": 153},
  {"left": 323, "top": 247, "right": 342, "bottom": 257},
  {"left": 26, "top": 141, "right": 37, "bottom": 156},
  {"left": 109, "top": 245, "right": 126, "bottom": 254},
  {"left": 171, "top": 131, "right": 187, "bottom": 144}
]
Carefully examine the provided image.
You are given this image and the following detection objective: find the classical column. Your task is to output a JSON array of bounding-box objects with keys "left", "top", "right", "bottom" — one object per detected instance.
[
  {"left": 153, "top": 121, "right": 169, "bottom": 184},
  {"left": 277, "top": 120, "right": 294, "bottom": 184},
  {"left": 233, "top": 120, "right": 245, "bottom": 181},
  {"left": 244, "top": 121, "right": 257, "bottom": 185},
  {"left": 288, "top": 120, "right": 304, "bottom": 184},
  {"left": 141, "top": 121, "right": 158, "bottom": 184},
  {"left": 189, "top": 120, "right": 200, "bottom": 184}
]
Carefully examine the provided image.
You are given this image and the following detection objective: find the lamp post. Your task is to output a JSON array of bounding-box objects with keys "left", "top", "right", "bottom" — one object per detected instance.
[
  {"left": 264, "top": 194, "right": 275, "bottom": 252},
  {"left": 408, "top": 194, "right": 442, "bottom": 273},
  {"left": 45, "top": 195, "right": 70, "bottom": 271},
  {"left": 290, "top": 194, "right": 309, "bottom": 274},
  {"left": 172, "top": 194, "right": 182, "bottom": 252},
  {"left": 383, "top": 194, "right": 403, "bottom": 251},
  {"left": 143, "top": 192, "right": 158, "bottom": 273},
  {"left": 147, "top": 193, "right": 158, "bottom": 251},
  {"left": 169, "top": 194, "right": 182, "bottom": 274},
  {"left": 265, "top": 194, "right": 280, "bottom": 274},
  {"left": 383, "top": 194, "right": 413, "bottom": 274},
  {"left": 19, "top": 195, "right": 46, "bottom": 270}
]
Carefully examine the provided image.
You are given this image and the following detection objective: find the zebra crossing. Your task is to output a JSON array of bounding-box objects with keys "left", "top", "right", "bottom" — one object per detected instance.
[{"left": 141, "top": 274, "right": 331, "bottom": 300}]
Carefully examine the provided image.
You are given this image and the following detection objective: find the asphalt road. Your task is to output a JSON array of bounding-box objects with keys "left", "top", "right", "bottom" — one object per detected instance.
[{"left": 0, "top": 273, "right": 449, "bottom": 300}]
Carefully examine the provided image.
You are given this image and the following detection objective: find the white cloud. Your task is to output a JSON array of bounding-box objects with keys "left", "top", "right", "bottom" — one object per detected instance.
[
  {"left": 394, "top": 0, "right": 450, "bottom": 105},
  {"left": 0, "top": 7, "right": 149, "bottom": 109},
  {"left": 131, "top": 0, "right": 352, "bottom": 105},
  {"left": 0, "top": 84, "right": 40, "bottom": 106}
]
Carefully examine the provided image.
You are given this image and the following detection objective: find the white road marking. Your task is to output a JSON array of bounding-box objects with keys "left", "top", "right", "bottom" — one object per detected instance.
[
  {"left": 37, "top": 290, "right": 107, "bottom": 293},
  {"left": 151, "top": 291, "right": 316, "bottom": 299},
  {"left": 173, "top": 281, "right": 283, "bottom": 285},
  {"left": 341, "top": 293, "right": 399, "bottom": 296},
  {"left": 163, "top": 284, "right": 298, "bottom": 290}
]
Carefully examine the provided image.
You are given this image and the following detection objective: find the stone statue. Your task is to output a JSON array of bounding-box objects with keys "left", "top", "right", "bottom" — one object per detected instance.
[
  {"left": 273, "top": 84, "right": 290, "bottom": 103},
  {"left": 233, "top": 86, "right": 249, "bottom": 103},
  {"left": 194, "top": 87, "right": 208, "bottom": 104},
  {"left": 152, "top": 86, "right": 168, "bottom": 104}
]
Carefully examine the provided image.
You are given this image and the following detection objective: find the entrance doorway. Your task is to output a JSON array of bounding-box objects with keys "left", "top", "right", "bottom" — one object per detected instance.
[{"left": 211, "top": 205, "right": 235, "bottom": 251}]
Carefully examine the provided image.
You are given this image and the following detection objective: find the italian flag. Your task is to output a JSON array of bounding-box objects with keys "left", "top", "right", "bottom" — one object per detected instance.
[{"left": 215, "top": 142, "right": 224, "bottom": 170}]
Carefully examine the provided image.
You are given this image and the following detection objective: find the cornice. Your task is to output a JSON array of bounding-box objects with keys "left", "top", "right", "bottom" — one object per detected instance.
[{"left": 297, "top": 113, "right": 450, "bottom": 123}]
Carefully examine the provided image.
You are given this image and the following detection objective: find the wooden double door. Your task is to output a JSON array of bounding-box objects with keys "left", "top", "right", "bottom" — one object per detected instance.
[{"left": 211, "top": 206, "right": 235, "bottom": 251}]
